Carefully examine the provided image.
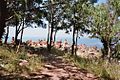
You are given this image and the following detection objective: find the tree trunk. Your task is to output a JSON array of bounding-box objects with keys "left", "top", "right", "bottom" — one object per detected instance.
[
  {"left": 4, "top": 26, "right": 9, "bottom": 44},
  {"left": 72, "top": 2, "right": 76, "bottom": 55},
  {"left": 47, "top": 25, "right": 50, "bottom": 49},
  {"left": 14, "top": 16, "right": 20, "bottom": 45},
  {"left": 107, "top": 45, "right": 111, "bottom": 60},
  {"left": 49, "top": 20, "right": 54, "bottom": 51},
  {"left": 0, "top": 0, "right": 7, "bottom": 39},
  {"left": 20, "top": 27, "right": 24, "bottom": 43},
  {"left": 53, "top": 30, "right": 57, "bottom": 43},
  {"left": 15, "top": 25, "right": 18, "bottom": 44},
  {"left": 72, "top": 28, "right": 75, "bottom": 55},
  {"left": 101, "top": 39, "right": 108, "bottom": 57},
  {"left": 75, "top": 30, "right": 78, "bottom": 56},
  {"left": 101, "top": 39, "right": 112, "bottom": 61},
  {"left": 48, "top": 2, "right": 54, "bottom": 52},
  {"left": 20, "top": 19, "right": 24, "bottom": 43},
  {"left": 16, "top": 25, "right": 24, "bottom": 54}
]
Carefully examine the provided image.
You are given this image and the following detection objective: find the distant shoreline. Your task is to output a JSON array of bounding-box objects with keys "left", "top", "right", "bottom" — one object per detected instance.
[{"left": 4, "top": 36, "right": 103, "bottom": 48}]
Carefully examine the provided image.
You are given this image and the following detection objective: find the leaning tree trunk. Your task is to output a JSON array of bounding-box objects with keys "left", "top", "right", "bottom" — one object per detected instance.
[
  {"left": 0, "top": 0, "right": 7, "bottom": 39},
  {"left": 4, "top": 26, "right": 9, "bottom": 44},
  {"left": 20, "top": 25, "right": 24, "bottom": 43},
  {"left": 20, "top": 27, "right": 24, "bottom": 43},
  {"left": 16, "top": 24, "right": 24, "bottom": 54}
]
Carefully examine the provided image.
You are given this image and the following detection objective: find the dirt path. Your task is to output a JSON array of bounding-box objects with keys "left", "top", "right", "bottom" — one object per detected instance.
[{"left": 28, "top": 52, "right": 99, "bottom": 80}]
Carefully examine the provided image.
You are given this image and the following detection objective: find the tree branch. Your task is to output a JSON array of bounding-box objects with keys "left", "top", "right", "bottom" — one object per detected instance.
[
  {"left": 5, "top": 15, "right": 14, "bottom": 21},
  {"left": 18, "top": 26, "right": 28, "bottom": 34}
]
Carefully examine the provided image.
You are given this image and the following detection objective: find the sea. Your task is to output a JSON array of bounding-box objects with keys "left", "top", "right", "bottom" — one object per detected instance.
[
  {"left": 6, "top": 36, "right": 103, "bottom": 49},
  {"left": 6, "top": 27, "right": 103, "bottom": 48}
]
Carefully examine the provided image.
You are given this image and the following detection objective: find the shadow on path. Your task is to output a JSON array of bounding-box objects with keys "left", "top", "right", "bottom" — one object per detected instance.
[{"left": 32, "top": 48, "right": 100, "bottom": 80}]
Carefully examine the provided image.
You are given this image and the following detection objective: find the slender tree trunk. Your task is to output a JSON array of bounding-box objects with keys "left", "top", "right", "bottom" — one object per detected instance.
[
  {"left": 20, "top": 23, "right": 24, "bottom": 43},
  {"left": 75, "top": 30, "right": 78, "bottom": 56},
  {"left": 47, "top": 25, "right": 50, "bottom": 49},
  {"left": 48, "top": 2, "right": 54, "bottom": 52},
  {"left": 72, "top": 2, "right": 76, "bottom": 55},
  {"left": 0, "top": 0, "right": 7, "bottom": 39},
  {"left": 53, "top": 30, "right": 57, "bottom": 43},
  {"left": 16, "top": 22, "right": 24, "bottom": 54},
  {"left": 20, "top": 28, "right": 24, "bottom": 43},
  {"left": 72, "top": 28, "right": 75, "bottom": 55},
  {"left": 49, "top": 19, "right": 54, "bottom": 51},
  {"left": 15, "top": 25, "right": 18, "bottom": 44},
  {"left": 20, "top": 19, "right": 24, "bottom": 43},
  {"left": 14, "top": 16, "right": 20, "bottom": 45},
  {"left": 4, "top": 26, "right": 9, "bottom": 44}
]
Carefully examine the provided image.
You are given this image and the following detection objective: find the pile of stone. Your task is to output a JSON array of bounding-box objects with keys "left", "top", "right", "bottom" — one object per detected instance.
[{"left": 76, "top": 44, "right": 102, "bottom": 59}]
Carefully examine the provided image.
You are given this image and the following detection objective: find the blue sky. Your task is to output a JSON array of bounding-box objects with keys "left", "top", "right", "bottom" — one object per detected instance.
[
  {"left": 8, "top": 0, "right": 107, "bottom": 42},
  {"left": 97, "top": 0, "right": 107, "bottom": 3}
]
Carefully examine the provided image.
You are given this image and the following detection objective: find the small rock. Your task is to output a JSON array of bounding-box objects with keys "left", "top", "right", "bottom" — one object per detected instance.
[
  {"left": 44, "top": 64, "right": 56, "bottom": 69},
  {"left": 31, "top": 75, "right": 44, "bottom": 79},
  {"left": 19, "top": 60, "right": 29, "bottom": 66},
  {"left": 27, "top": 53, "right": 33, "bottom": 57},
  {"left": 86, "top": 73, "right": 95, "bottom": 78}
]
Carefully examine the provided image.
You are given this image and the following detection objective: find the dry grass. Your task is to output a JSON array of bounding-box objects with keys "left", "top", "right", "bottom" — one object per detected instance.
[
  {"left": 70, "top": 56, "right": 120, "bottom": 80},
  {"left": 0, "top": 46, "right": 43, "bottom": 75},
  {"left": 0, "top": 46, "right": 120, "bottom": 80}
]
